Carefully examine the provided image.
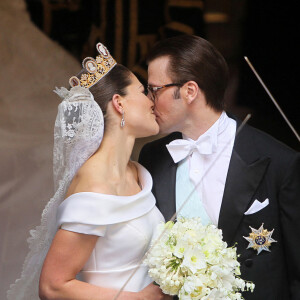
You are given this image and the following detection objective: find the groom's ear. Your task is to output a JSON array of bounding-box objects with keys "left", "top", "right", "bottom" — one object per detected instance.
[
  {"left": 111, "top": 94, "right": 124, "bottom": 114},
  {"left": 183, "top": 81, "right": 199, "bottom": 104}
]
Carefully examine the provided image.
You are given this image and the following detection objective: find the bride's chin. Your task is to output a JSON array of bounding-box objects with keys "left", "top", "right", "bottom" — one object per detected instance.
[
  {"left": 153, "top": 125, "right": 160, "bottom": 135},
  {"left": 150, "top": 121, "right": 160, "bottom": 135}
]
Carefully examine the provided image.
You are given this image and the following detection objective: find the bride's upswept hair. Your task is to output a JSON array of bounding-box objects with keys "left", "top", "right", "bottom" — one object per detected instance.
[{"left": 76, "top": 64, "right": 132, "bottom": 115}]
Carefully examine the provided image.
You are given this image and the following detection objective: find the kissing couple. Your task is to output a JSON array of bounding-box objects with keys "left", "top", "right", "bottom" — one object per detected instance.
[{"left": 8, "top": 35, "right": 300, "bottom": 300}]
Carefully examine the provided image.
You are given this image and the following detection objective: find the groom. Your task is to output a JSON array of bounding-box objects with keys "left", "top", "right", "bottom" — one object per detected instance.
[{"left": 139, "top": 35, "right": 300, "bottom": 299}]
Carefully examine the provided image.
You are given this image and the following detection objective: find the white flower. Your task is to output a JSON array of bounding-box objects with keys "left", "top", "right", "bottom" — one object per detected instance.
[
  {"left": 182, "top": 247, "right": 207, "bottom": 274},
  {"left": 173, "top": 238, "right": 189, "bottom": 258}
]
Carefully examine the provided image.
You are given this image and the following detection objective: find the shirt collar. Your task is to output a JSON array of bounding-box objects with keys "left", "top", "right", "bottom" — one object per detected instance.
[{"left": 183, "top": 111, "right": 229, "bottom": 153}]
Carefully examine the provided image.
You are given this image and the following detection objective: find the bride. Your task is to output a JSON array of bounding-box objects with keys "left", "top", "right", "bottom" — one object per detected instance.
[{"left": 7, "top": 43, "right": 170, "bottom": 300}]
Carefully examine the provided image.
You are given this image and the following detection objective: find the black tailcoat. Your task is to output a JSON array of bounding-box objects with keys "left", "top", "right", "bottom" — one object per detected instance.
[{"left": 139, "top": 117, "right": 300, "bottom": 299}]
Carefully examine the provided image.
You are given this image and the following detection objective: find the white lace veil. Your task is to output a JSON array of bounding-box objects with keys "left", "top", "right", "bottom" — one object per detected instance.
[{"left": 7, "top": 86, "right": 104, "bottom": 300}]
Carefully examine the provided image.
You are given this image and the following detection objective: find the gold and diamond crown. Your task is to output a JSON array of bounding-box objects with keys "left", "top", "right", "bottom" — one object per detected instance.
[{"left": 69, "top": 42, "right": 117, "bottom": 89}]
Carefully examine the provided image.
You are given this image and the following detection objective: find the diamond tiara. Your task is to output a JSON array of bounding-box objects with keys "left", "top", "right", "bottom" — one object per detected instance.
[{"left": 69, "top": 43, "right": 117, "bottom": 89}]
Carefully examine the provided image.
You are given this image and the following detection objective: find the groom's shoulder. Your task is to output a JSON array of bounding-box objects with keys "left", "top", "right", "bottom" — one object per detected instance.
[
  {"left": 241, "top": 123, "right": 298, "bottom": 157},
  {"left": 228, "top": 113, "right": 298, "bottom": 158},
  {"left": 235, "top": 122, "right": 299, "bottom": 178}
]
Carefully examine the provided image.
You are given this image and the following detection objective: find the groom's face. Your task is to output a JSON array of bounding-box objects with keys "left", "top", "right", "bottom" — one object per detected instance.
[{"left": 147, "top": 56, "right": 187, "bottom": 134}]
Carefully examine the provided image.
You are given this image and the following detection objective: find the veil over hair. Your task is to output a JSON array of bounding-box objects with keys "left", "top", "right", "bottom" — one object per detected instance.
[{"left": 7, "top": 86, "right": 104, "bottom": 299}]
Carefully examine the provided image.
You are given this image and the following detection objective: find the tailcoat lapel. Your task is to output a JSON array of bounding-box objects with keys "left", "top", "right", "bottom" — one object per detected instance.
[
  {"left": 153, "top": 132, "right": 182, "bottom": 221},
  {"left": 154, "top": 156, "right": 177, "bottom": 221},
  {"left": 218, "top": 119, "right": 270, "bottom": 244}
]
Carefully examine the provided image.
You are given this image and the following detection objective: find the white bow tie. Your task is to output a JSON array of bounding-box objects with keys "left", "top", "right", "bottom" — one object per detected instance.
[{"left": 166, "top": 135, "right": 215, "bottom": 163}]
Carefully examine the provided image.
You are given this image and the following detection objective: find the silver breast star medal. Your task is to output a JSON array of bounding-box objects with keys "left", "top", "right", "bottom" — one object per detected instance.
[{"left": 243, "top": 223, "right": 277, "bottom": 255}]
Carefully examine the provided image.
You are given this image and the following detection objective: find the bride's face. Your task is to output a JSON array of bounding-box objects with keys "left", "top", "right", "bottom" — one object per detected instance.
[{"left": 123, "top": 74, "right": 159, "bottom": 138}]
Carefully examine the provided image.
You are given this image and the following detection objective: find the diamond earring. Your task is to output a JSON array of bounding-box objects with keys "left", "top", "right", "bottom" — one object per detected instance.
[{"left": 120, "top": 110, "right": 125, "bottom": 128}]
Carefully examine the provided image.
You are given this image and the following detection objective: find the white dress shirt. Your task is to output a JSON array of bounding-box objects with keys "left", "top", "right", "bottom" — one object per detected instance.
[{"left": 171, "top": 112, "right": 236, "bottom": 225}]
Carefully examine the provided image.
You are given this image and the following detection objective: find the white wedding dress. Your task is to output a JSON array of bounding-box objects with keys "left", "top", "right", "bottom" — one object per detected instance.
[{"left": 57, "top": 162, "right": 164, "bottom": 292}]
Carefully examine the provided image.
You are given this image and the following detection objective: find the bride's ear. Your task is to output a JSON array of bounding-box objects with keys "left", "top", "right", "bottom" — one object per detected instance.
[{"left": 111, "top": 94, "right": 124, "bottom": 115}]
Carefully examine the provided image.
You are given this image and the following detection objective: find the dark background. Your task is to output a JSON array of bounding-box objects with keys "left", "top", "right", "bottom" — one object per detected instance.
[{"left": 25, "top": 0, "right": 299, "bottom": 151}]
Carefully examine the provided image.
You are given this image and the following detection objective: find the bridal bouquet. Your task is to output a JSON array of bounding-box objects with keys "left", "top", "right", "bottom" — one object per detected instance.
[{"left": 144, "top": 218, "right": 254, "bottom": 299}]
